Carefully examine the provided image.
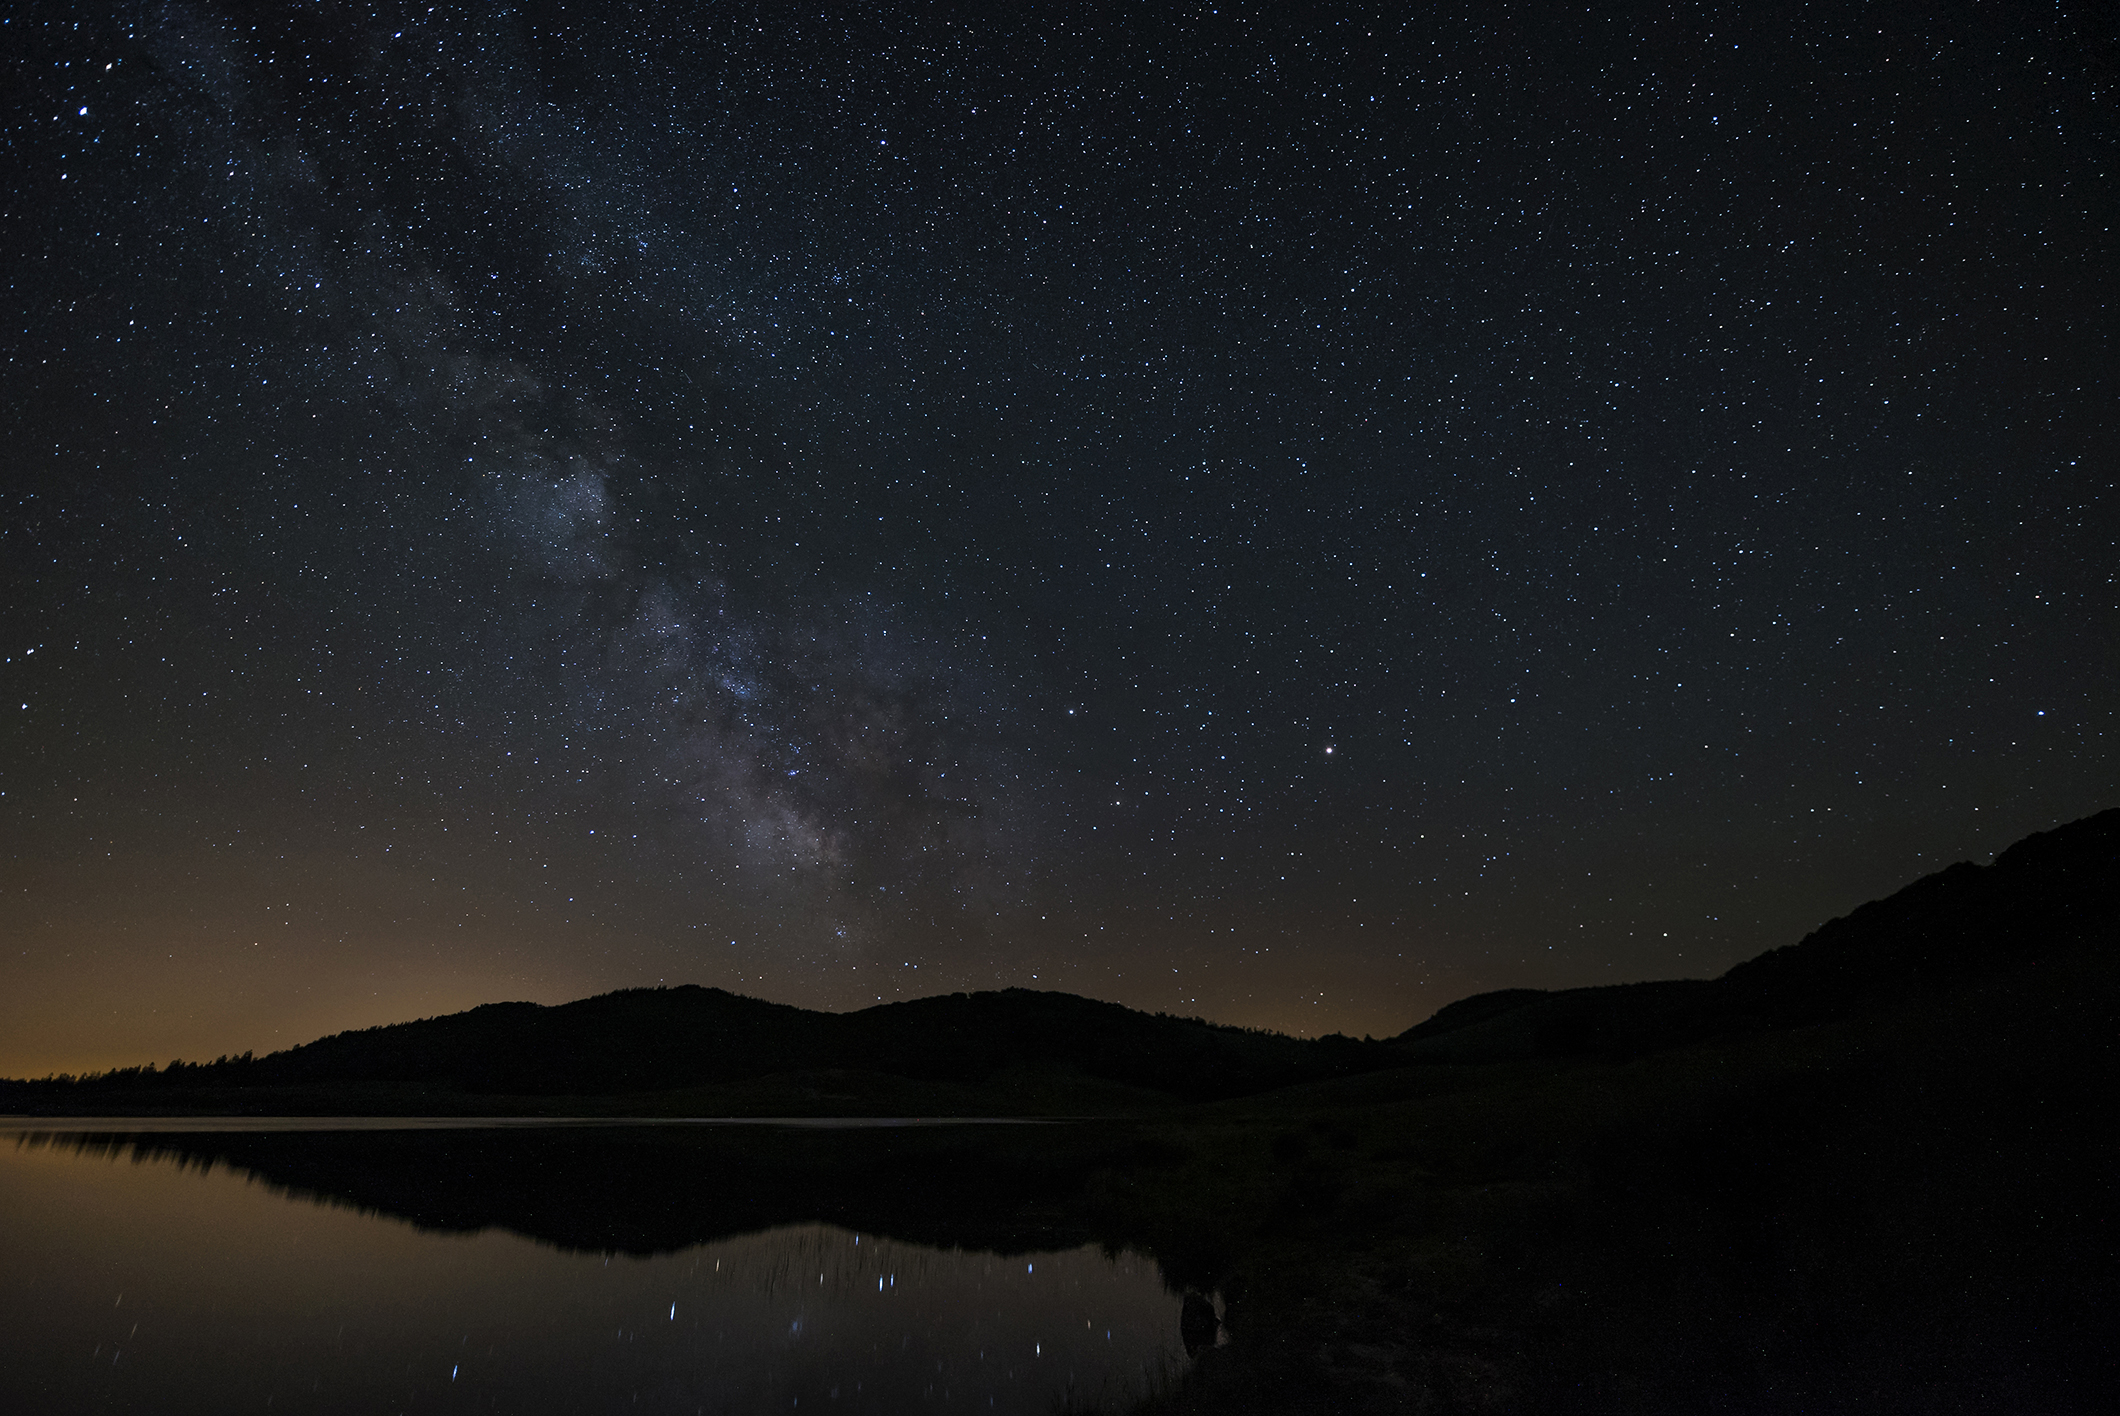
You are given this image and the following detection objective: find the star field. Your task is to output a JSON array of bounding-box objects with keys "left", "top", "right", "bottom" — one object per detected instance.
[{"left": 2, "top": 0, "right": 2114, "bottom": 1073}]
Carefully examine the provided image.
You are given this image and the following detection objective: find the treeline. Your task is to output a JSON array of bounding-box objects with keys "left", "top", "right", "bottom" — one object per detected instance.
[{"left": 4, "top": 1052, "right": 258, "bottom": 1091}]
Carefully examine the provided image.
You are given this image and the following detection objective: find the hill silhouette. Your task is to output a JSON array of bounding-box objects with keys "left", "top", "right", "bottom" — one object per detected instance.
[
  {"left": 6, "top": 808, "right": 2114, "bottom": 1113},
  {"left": 2, "top": 984, "right": 1384, "bottom": 1111},
  {"left": 1389, "top": 806, "right": 2119, "bottom": 1062}
]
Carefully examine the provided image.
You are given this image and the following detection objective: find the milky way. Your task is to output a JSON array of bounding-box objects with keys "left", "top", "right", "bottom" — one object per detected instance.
[{"left": 4, "top": 1, "right": 2114, "bottom": 1070}]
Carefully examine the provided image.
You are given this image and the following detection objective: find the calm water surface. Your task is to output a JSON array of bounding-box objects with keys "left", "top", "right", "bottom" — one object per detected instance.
[{"left": 0, "top": 1121, "right": 1190, "bottom": 1414}]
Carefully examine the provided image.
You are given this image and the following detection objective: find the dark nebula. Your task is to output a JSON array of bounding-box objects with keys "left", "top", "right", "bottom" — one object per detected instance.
[{"left": 3, "top": 1, "right": 2113, "bottom": 1072}]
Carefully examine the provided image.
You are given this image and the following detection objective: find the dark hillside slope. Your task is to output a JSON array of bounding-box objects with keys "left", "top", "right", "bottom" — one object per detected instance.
[
  {"left": 1717, "top": 805, "right": 2117, "bottom": 1018},
  {"left": 1394, "top": 806, "right": 2120, "bottom": 1062}
]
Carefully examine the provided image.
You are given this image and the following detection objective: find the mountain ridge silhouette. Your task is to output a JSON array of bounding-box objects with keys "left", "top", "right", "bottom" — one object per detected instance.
[
  {"left": 244, "top": 984, "right": 1370, "bottom": 1100},
  {"left": 7, "top": 807, "right": 2113, "bottom": 1106}
]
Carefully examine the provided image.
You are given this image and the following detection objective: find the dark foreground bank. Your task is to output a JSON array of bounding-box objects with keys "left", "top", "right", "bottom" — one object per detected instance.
[
  {"left": 7, "top": 810, "right": 2116, "bottom": 1411},
  {"left": 1117, "top": 812, "right": 2117, "bottom": 1412}
]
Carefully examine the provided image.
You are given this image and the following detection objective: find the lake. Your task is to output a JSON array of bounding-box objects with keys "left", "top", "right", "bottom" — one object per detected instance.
[{"left": 0, "top": 1119, "right": 1197, "bottom": 1414}]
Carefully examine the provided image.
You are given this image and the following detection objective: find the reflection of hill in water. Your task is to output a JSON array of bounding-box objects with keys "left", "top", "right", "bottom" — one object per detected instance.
[
  {"left": 20, "top": 1122, "right": 1142, "bottom": 1259},
  {"left": 0, "top": 1139, "right": 1196, "bottom": 1416}
]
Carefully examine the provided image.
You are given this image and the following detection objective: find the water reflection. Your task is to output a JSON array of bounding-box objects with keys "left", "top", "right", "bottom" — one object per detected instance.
[{"left": 0, "top": 1123, "right": 1189, "bottom": 1414}]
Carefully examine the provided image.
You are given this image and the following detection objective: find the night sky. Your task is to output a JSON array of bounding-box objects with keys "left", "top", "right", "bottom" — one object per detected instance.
[{"left": 5, "top": 1, "right": 2114, "bottom": 1076}]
